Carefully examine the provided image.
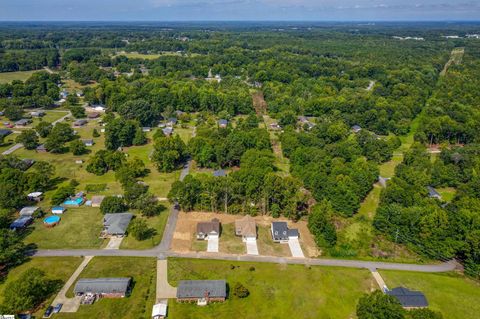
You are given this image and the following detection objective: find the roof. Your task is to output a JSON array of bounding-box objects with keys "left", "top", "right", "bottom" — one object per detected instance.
[
  {"left": 272, "top": 221, "right": 289, "bottom": 240},
  {"left": 0, "top": 129, "right": 12, "bottom": 137},
  {"left": 218, "top": 119, "right": 228, "bottom": 125},
  {"left": 87, "top": 112, "right": 100, "bottom": 118},
  {"left": 52, "top": 206, "right": 65, "bottom": 210},
  {"left": 213, "top": 169, "right": 226, "bottom": 177},
  {"left": 168, "top": 117, "right": 177, "bottom": 124},
  {"left": 27, "top": 192, "right": 43, "bottom": 198},
  {"left": 91, "top": 196, "right": 105, "bottom": 205},
  {"left": 74, "top": 278, "right": 131, "bottom": 295},
  {"left": 15, "top": 119, "right": 30, "bottom": 125},
  {"left": 162, "top": 127, "right": 173, "bottom": 135},
  {"left": 197, "top": 219, "right": 220, "bottom": 235},
  {"left": 10, "top": 216, "right": 33, "bottom": 229},
  {"left": 81, "top": 139, "right": 94, "bottom": 144},
  {"left": 152, "top": 303, "right": 167, "bottom": 317},
  {"left": 19, "top": 206, "right": 39, "bottom": 216},
  {"left": 177, "top": 280, "right": 226, "bottom": 299},
  {"left": 235, "top": 215, "right": 256, "bottom": 237},
  {"left": 386, "top": 287, "right": 428, "bottom": 308},
  {"left": 21, "top": 158, "right": 35, "bottom": 169},
  {"left": 74, "top": 119, "right": 87, "bottom": 126},
  {"left": 36, "top": 144, "right": 47, "bottom": 151},
  {"left": 427, "top": 186, "right": 441, "bottom": 198},
  {"left": 103, "top": 213, "right": 133, "bottom": 235},
  {"left": 352, "top": 125, "right": 362, "bottom": 131}
]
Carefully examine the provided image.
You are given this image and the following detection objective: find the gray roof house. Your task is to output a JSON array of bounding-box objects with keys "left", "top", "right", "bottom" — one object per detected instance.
[
  {"left": 213, "top": 169, "right": 226, "bottom": 177},
  {"left": 74, "top": 278, "right": 131, "bottom": 297},
  {"left": 15, "top": 119, "right": 31, "bottom": 126},
  {"left": 19, "top": 206, "right": 40, "bottom": 217},
  {"left": 73, "top": 119, "right": 88, "bottom": 127},
  {"left": 177, "top": 280, "right": 227, "bottom": 303},
  {"left": 218, "top": 119, "right": 228, "bottom": 128},
  {"left": 427, "top": 186, "right": 442, "bottom": 200},
  {"left": 271, "top": 221, "right": 298, "bottom": 242},
  {"left": 196, "top": 218, "right": 220, "bottom": 240},
  {"left": 0, "top": 129, "right": 13, "bottom": 137},
  {"left": 162, "top": 127, "right": 173, "bottom": 136},
  {"left": 81, "top": 139, "right": 94, "bottom": 146},
  {"left": 386, "top": 287, "right": 428, "bottom": 309},
  {"left": 102, "top": 213, "right": 133, "bottom": 237},
  {"left": 352, "top": 125, "right": 362, "bottom": 133}
]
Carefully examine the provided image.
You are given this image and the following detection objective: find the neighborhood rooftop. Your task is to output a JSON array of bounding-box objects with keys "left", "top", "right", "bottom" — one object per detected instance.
[
  {"left": 74, "top": 278, "right": 131, "bottom": 295},
  {"left": 386, "top": 287, "right": 428, "bottom": 308},
  {"left": 103, "top": 213, "right": 133, "bottom": 235},
  {"left": 177, "top": 280, "right": 227, "bottom": 299}
]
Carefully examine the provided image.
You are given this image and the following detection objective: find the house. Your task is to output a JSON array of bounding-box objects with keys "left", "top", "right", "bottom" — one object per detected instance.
[
  {"left": 74, "top": 278, "right": 131, "bottom": 298},
  {"left": 102, "top": 213, "right": 133, "bottom": 237},
  {"left": 196, "top": 218, "right": 220, "bottom": 240},
  {"left": 162, "top": 127, "right": 173, "bottom": 136},
  {"left": 298, "top": 116, "right": 315, "bottom": 130},
  {"left": 386, "top": 287, "right": 428, "bottom": 309},
  {"left": 76, "top": 90, "right": 84, "bottom": 97},
  {"left": 30, "top": 111, "right": 45, "bottom": 118},
  {"left": 0, "top": 129, "right": 13, "bottom": 137},
  {"left": 15, "top": 119, "right": 31, "bottom": 126},
  {"left": 352, "top": 125, "right": 362, "bottom": 133},
  {"left": 27, "top": 192, "right": 43, "bottom": 202},
  {"left": 60, "top": 90, "right": 68, "bottom": 99},
  {"left": 167, "top": 118, "right": 177, "bottom": 127},
  {"left": 271, "top": 221, "right": 299, "bottom": 243},
  {"left": 73, "top": 119, "right": 88, "bottom": 127},
  {"left": 378, "top": 176, "right": 391, "bottom": 188},
  {"left": 235, "top": 215, "right": 257, "bottom": 242},
  {"left": 52, "top": 206, "right": 66, "bottom": 214},
  {"left": 142, "top": 127, "right": 151, "bottom": 132},
  {"left": 213, "top": 170, "right": 226, "bottom": 177},
  {"left": 36, "top": 144, "right": 47, "bottom": 153},
  {"left": 427, "top": 186, "right": 442, "bottom": 200},
  {"left": 87, "top": 112, "right": 100, "bottom": 119},
  {"left": 19, "top": 206, "right": 39, "bottom": 217},
  {"left": 218, "top": 119, "right": 228, "bottom": 128},
  {"left": 82, "top": 139, "right": 94, "bottom": 147},
  {"left": 176, "top": 280, "right": 227, "bottom": 304},
  {"left": 21, "top": 158, "right": 35, "bottom": 170},
  {"left": 175, "top": 110, "right": 185, "bottom": 117},
  {"left": 10, "top": 216, "right": 33, "bottom": 230},
  {"left": 90, "top": 104, "right": 106, "bottom": 112},
  {"left": 91, "top": 196, "right": 105, "bottom": 208},
  {"left": 151, "top": 302, "right": 168, "bottom": 319}
]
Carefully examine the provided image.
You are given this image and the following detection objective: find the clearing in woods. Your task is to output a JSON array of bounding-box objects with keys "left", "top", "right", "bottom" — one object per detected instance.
[
  {"left": 252, "top": 91, "right": 267, "bottom": 115},
  {"left": 440, "top": 47, "right": 465, "bottom": 76}
]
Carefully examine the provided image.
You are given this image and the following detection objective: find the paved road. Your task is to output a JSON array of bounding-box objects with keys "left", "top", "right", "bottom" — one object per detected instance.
[
  {"left": 2, "top": 143, "right": 23, "bottom": 155},
  {"left": 156, "top": 260, "right": 177, "bottom": 300},
  {"left": 52, "top": 111, "right": 71, "bottom": 125}
]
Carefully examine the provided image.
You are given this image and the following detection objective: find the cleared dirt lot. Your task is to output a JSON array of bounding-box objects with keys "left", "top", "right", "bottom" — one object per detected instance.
[{"left": 171, "top": 211, "right": 320, "bottom": 257}]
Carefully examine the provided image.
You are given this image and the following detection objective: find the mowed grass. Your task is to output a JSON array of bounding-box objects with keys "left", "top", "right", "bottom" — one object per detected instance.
[
  {"left": 256, "top": 225, "right": 290, "bottom": 256},
  {"left": 23, "top": 206, "right": 105, "bottom": 249},
  {"left": 168, "top": 258, "right": 375, "bottom": 319},
  {"left": 437, "top": 187, "right": 456, "bottom": 202},
  {"left": 120, "top": 203, "right": 170, "bottom": 249},
  {"left": 60, "top": 257, "right": 157, "bottom": 319},
  {"left": 380, "top": 270, "right": 480, "bottom": 319},
  {"left": 114, "top": 51, "right": 161, "bottom": 60},
  {"left": 0, "top": 70, "right": 38, "bottom": 84},
  {"left": 218, "top": 223, "right": 246, "bottom": 254},
  {"left": 0, "top": 257, "right": 83, "bottom": 316},
  {"left": 379, "top": 154, "right": 403, "bottom": 178}
]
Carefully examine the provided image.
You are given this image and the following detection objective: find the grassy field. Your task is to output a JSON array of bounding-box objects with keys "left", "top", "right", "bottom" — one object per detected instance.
[
  {"left": 379, "top": 154, "right": 403, "bottom": 178},
  {"left": 23, "top": 206, "right": 105, "bottom": 249},
  {"left": 60, "top": 257, "right": 157, "bottom": 319},
  {"left": 0, "top": 70, "right": 38, "bottom": 84},
  {"left": 256, "top": 225, "right": 290, "bottom": 256},
  {"left": 218, "top": 223, "right": 246, "bottom": 254},
  {"left": 114, "top": 51, "right": 162, "bottom": 60},
  {"left": 120, "top": 203, "right": 170, "bottom": 249},
  {"left": 168, "top": 258, "right": 375, "bottom": 319},
  {"left": 380, "top": 270, "right": 480, "bottom": 319},
  {"left": 0, "top": 257, "right": 83, "bottom": 316},
  {"left": 437, "top": 187, "right": 456, "bottom": 202}
]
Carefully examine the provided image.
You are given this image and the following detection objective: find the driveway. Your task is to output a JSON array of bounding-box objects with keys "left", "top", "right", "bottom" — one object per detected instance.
[
  {"left": 371, "top": 269, "right": 388, "bottom": 291},
  {"left": 288, "top": 238, "right": 305, "bottom": 258},
  {"left": 52, "top": 256, "right": 93, "bottom": 313},
  {"left": 105, "top": 237, "right": 123, "bottom": 249},
  {"left": 2, "top": 143, "right": 23, "bottom": 155},
  {"left": 156, "top": 259, "right": 177, "bottom": 300},
  {"left": 207, "top": 237, "right": 219, "bottom": 252},
  {"left": 246, "top": 240, "right": 259, "bottom": 255}
]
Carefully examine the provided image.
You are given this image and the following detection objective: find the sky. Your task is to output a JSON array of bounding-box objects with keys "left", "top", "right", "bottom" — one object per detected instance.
[{"left": 0, "top": 0, "right": 479, "bottom": 21}]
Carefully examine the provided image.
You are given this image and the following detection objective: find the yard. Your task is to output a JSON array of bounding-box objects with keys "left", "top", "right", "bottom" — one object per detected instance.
[
  {"left": 167, "top": 258, "right": 375, "bottom": 319},
  {"left": 380, "top": 270, "right": 480, "bottom": 319},
  {"left": 0, "top": 70, "right": 38, "bottom": 84},
  {"left": 23, "top": 206, "right": 105, "bottom": 249},
  {"left": 0, "top": 257, "right": 83, "bottom": 317},
  {"left": 59, "top": 257, "right": 157, "bottom": 319}
]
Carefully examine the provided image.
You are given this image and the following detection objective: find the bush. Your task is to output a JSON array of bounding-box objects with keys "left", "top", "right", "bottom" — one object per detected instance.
[
  {"left": 69, "top": 139, "right": 88, "bottom": 155},
  {"left": 100, "top": 196, "right": 127, "bottom": 214},
  {"left": 128, "top": 218, "right": 154, "bottom": 240},
  {"left": 51, "top": 185, "right": 75, "bottom": 205},
  {"left": 233, "top": 282, "right": 249, "bottom": 298}
]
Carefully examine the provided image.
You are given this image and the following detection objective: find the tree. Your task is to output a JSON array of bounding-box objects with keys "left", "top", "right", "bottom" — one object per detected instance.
[
  {"left": 152, "top": 135, "right": 187, "bottom": 172},
  {"left": 69, "top": 139, "right": 88, "bottom": 155},
  {"left": 50, "top": 184, "right": 75, "bottom": 205},
  {"left": 0, "top": 229, "right": 26, "bottom": 270},
  {"left": 308, "top": 201, "right": 337, "bottom": 248},
  {"left": 92, "top": 128, "right": 100, "bottom": 137},
  {"left": 2, "top": 268, "right": 57, "bottom": 313},
  {"left": 407, "top": 309, "right": 443, "bottom": 319},
  {"left": 16, "top": 129, "right": 39, "bottom": 150},
  {"left": 44, "top": 122, "right": 75, "bottom": 153},
  {"left": 133, "top": 127, "right": 147, "bottom": 145},
  {"left": 69, "top": 105, "right": 86, "bottom": 118},
  {"left": 233, "top": 282, "right": 250, "bottom": 298},
  {"left": 100, "top": 196, "right": 127, "bottom": 214},
  {"left": 86, "top": 150, "right": 125, "bottom": 176},
  {"left": 4, "top": 105, "right": 23, "bottom": 121},
  {"left": 128, "top": 218, "right": 154, "bottom": 240},
  {"left": 117, "top": 99, "right": 156, "bottom": 126},
  {"left": 0, "top": 168, "right": 25, "bottom": 209},
  {"left": 356, "top": 291, "right": 405, "bottom": 319},
  {"left": 278, "top": 111, "right": 297, "bottom": 127},
  {"left": 104, "top": 118, "right": 137, "bottom": 150},
  {"left": 35, "top": 121, "right": 52, "bottom": 138}
]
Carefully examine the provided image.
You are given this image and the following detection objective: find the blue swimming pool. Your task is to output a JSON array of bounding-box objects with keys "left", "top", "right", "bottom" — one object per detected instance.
[
  {"left": 44, "top": 215, "right": 61, "bottom": 225},
  {"left": 63, "top": 197, "right": 84, "bottom": 206}
]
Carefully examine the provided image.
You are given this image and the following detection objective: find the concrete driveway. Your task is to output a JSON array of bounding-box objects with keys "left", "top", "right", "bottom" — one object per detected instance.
[
  {"left": 288, "top": 238, "right": 305, "bottom": 258},
  {"left": 156, "top": 259, "right": 177, "bottom": 300},
  {"left": 207, "top": 237, "right": 219, "bottom": 252},
  {"left": 246, "top": 240, "right": 259, "bottom": 255},
  {"left": 105, "top": 237, "right": 123, "bottom": 249}
]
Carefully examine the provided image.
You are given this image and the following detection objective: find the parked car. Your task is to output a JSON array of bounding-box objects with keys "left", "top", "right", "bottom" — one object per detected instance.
[
  {"left": 53, "top": 303, "right": 63, "bottom": 313},
  {"left": 43, "top": 306, "right": 53, "bottom": 318}
]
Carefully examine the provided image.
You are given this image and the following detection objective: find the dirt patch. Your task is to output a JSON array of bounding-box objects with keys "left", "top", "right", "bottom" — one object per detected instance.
[
  {"left": 171, "top": 211, "right": 320, "bottom": 257},
  {"left": 252, "top": 91, "right": 267, "bottom": 115}
]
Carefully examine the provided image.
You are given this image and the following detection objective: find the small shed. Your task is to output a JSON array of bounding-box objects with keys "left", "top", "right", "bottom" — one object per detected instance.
[
  {"left": 142, "top": 127, "right": 152, "bottom": 132},
  {"left": 27, "top": 192, "right": 43, "bottom": 202},
  {"left": 196, "top": 218, "right": 220, "bottom": 240},
  {"left": 74, "top": 278, "right": 131, "bottom": 298},
  {"left": 91, "top": 196, "right": 105, "bottom": 208},
  {"left": 151, "top": 302, "right": 168, "bottom": 319},
  {"left": 10, "top": 216, "right": 33, "bottom": 230},
  {"left": 386, "top": 287, "right": 428, "bottom": 309},
  {"left": 21, "top": 159, "right": 35, "bottom": 170},
  {"left": 19, "top": 206, "right": 39, "bottom": 217},
  {"left": 82, "top": 139, "right": 94, "bottom": 147},
  {"left": 427, "top": 186, "right": 442, "bottom": 200},
  {"left": 87, "top": 112, "right": 100, "bottom": 119},
  {"left": 52, "top": 206, "right": 66, "bottom": 214},
  {"left": 30, "top": 111, "right": 45, "bottom": 118},
  {"left": 162, "top": 127, "right": 173, "bottom": 136},
  {"left": 167, "top": 118, "right": 177, "bottom": 126},
  {"left": 352, "top": 125, "right": 362, "bottom": 133},
  {"left": 73, "top": 119, "right": 87, "bottom": 127},
  {"left": 213, "top": 170, "right": 226, "bottom": 177},
  {"left": 15, "top": 119, "right": 31, "bottom": 126},
  {"left": 218, "top": 119, "right": 228, "bottom": 128}
]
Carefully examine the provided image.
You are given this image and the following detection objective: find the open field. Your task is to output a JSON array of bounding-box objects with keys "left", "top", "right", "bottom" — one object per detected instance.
[
  {"left": 114, "top": 51, "right": 162, "bottom": 60},
  {"left": 380, "top": 270, "right": 480, "bottom": 319},
  {"left": 0, "top": 257, "right": 83, "bottom": 317},
  {"left": 24, "top": 207, "right": 105, "bottom": 249},
  {"left": 168, "top": 258, "right": 375, "bottom": 319},
  {"left": 0, "top": 70, "right": 38, "bottom": 84},
  {"left": 437, "top": 187, "right": 456, "bottom": 202},
  {"left": 60, "top": 257, "right": 157, "bottom": 319}
]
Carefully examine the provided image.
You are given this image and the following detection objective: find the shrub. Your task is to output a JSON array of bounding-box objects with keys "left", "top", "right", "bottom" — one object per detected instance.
[
  {"left": 100, "top": 196, "right": 127, "bottom": 214},
  {"left": 233, "top": 282, "right": 250, "bottom": 298}
]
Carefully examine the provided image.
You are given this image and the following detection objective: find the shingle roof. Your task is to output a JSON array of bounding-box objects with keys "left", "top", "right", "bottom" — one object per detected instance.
[
  {"left": 19, "top": 206, "right": 39, "bottom": 216},
  {"left": 74, "top": 278, "right": 131, "bottom": 295},
  {"left": 177, "top": 280, "right": 226, "bottom": 299},
  {"left": 272, "top": 221, "right": 289, "bottom": 240},
  {"left": 213, "top": 169, "right": 226, "bottom": 177},
  {"left": 197, "top": 219, "right": 220, "bottom": 236},
  {"left": 235, "top": 215, "right": 256, "bottom": 237},
  {"left": 10, "top": 216, "right": 33, "bottom": 229},
  {"left": 103, "top": 213, "right": 133, "bottom": 235},
  {"left": 427, "top": 186, "right": 441, "bottom": 198},
  {"left": 0, "top": 129, "right": 12, "bottom": 137},
  {"left": 91, "top": 196, "right": 105, "bottom": 206},
  {"left": 386, "top": 287, "right": 428, "bottom": 308}
]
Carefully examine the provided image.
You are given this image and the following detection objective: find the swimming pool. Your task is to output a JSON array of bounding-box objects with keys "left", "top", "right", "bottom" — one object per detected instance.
[
  {"left": 63, "top": 197, "right": 84, "bottom": 206},
  {"left": 44, "top": 215, "right": 61, "bottom": 225}
]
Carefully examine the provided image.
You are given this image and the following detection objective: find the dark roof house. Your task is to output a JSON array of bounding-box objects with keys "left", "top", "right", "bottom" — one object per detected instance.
[
  {"left": 74, "top": 278, "right": 131, "bottom": 297},
  {"left": 10, "top": 216, "right": 33, "bottom": 230},
  {"left": 218, "top": 119, "right": 228, "bottom": 127},
  {"left": 386, "top": 287, "right": 428, "bottom": 308},
  {"left": 271, "top": 221, "right": 298, "bottom": 242},
  {"left": 177, "top": 280, "right": 227, "bottom": 302},
  {"left": 213, "top": 170, "right": 226, "bottom": 177},
  {"left": 0, "top": 129, "right": 12, "bottom": 137},
  {"left": 427, "top": 186, "right": 442, "bottom": 200},
  {"left": 102, "top": 213, "right": 133, "bottom": 237},
  {"left": 196, "top": 218, "right": 220, "bottom": 240}
]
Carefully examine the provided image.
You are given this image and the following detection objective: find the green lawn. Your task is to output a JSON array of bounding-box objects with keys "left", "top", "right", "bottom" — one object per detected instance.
[
  {"left": 114, "top": 52, "right": 161, "bottom": 60},
  {"left": 168, "top": 258, "right": 374, "bottom": 319},
  {"left": 0, "top": 257, "right": 83, "bottom": 316},
  {"left": 437, "top": 187, "right": 456, "bottom": 202},
  {"left": 218, "top": 223, "right": 246, "bottom": 254},
  {"left": 380, "top": 270, "right": 480, "bottom": 319},
  {"left": 60, "top": 257, "right": 157, "bottom": 319},
  {"left": 120, "top": 203, "right": 170, "bottom": 249},
  {"left": 379, "top": 154, "right": 403, "bottom": 178},
  {"left": 24, "top": 206, "right": 105, "bottom": 249},
  {"left": 0, "top": 70, "right": 38, "bottom": 84}
]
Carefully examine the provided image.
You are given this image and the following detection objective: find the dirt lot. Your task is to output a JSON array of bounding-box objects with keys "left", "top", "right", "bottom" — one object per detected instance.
[{"left": 171, "top": 212, "right": 320, "bottom": 257}]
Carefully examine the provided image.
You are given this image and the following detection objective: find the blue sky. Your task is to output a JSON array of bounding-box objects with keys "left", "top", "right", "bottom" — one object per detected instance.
[{"left": 0, "top": 0, "right": 479, "bottom": 21}]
